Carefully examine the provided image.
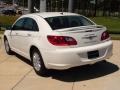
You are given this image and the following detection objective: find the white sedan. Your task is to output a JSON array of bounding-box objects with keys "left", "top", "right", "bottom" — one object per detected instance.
[{"left": 4, "top": 12, "right": 113, "bottom": 76}]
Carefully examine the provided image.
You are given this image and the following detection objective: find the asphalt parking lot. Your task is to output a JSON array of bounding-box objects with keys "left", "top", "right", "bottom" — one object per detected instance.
[{"left": 0, "top": 38, "right": 120, "bottom": 90}]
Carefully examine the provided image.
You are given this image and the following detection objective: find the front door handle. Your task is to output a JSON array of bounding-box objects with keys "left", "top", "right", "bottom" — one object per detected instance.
[
  {"left": 27, "top": 34, "right": 31, "bottom": 37},
  {"left": 16, "top": 33, "right": 18, "bottom": 35}
]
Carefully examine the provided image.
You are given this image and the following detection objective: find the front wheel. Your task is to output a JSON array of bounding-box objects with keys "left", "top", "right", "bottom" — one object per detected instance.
[
  {"left": 4, "top": 39, "right": 12, "bottom": 55},
  {"left": 32, "top": 49, "right": 47, "bottom": 76}
]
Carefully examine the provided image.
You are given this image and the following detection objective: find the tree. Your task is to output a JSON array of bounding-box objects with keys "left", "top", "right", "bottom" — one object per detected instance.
[{"left": 4, "top": 0, "right": 12, "bottom": 4}]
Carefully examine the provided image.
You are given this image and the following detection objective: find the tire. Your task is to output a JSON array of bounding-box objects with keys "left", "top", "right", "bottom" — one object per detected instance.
[
  {"left": 4, "top": 39, "right": 13, "bottom": 55},
  {"left": 31, "top": 49, "right": 47, "bottom": 76}
]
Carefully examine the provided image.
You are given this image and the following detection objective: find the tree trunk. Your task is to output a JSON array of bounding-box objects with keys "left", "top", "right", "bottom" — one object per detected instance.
[
  {"left": 103, "top": 0, "right": 106, "bottom": 16},
  {"left": 94, "top": 0, "right": 98, "bottom": 17}
]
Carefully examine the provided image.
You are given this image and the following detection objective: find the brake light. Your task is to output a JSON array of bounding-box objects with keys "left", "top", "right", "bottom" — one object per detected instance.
[
  {"left": 47, "top": 35, "right": 77, "bottom": 46},
  {"left": 101, "top": 31, "right": 110, "bottom": 41}
]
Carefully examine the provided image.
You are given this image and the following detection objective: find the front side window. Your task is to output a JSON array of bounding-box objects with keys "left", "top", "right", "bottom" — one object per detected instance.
[
  {"left": 45, "top": 16, "right": 94, "bottom": 30},
  {"left": 12, "top": 18, "right": 25, "bottom": 30},
  {"left": 12, "top": 17, "right": 39, "bottom": 31}
]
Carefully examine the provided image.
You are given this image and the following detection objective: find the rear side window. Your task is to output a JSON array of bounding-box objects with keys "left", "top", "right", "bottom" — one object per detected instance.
[
  {"left": 23, "top": 18, "right": 39, "bottom": 31},
  {"left": 45, "top": 16, "right": 94, "bottom": 30}
]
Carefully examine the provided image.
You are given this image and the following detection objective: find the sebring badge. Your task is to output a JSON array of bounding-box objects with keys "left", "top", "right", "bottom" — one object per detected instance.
[{"left": 83, "top": 35, "right": 97, "bottom": 40}]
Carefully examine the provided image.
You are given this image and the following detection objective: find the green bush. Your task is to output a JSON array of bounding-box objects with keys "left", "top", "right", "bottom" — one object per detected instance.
[{"left": 91, "top": 17, "right": 120, "bottom": 34}]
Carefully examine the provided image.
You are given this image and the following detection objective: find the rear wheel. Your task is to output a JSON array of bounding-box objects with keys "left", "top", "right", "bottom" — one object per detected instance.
[
  {"left": 31, "top": 49, "right": 47, "bottom": 76},
  {"left": 4, "top": 39, "right": 12, "bottom": 55}
]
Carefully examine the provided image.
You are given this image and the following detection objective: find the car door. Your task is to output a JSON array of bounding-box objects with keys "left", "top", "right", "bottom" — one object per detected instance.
[
  {"left": 9, "top": 18, "right": 25, "bottom": 52},
  {"left": 15, "top": 17, "right": 39, "bottom": 58}
]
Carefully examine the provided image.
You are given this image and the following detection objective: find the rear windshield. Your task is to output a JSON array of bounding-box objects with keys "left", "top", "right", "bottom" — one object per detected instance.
[{"left": 45, "top": 16, "right": 94, "bottom": 30}]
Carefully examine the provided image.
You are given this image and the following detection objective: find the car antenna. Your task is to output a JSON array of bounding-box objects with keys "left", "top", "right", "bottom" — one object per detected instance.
[{"left": 61, "top": 0, "right": 64, "bottom": 15}]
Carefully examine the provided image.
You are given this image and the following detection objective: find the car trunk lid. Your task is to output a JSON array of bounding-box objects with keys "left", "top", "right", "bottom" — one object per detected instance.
[{"left": 55, "top": 25, "right": 106, "bottom": 47}]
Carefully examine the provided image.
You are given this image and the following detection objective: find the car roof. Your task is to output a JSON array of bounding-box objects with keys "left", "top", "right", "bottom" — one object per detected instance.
[{"left": 22, "top": 12, "right": 80, "bottom": 18}]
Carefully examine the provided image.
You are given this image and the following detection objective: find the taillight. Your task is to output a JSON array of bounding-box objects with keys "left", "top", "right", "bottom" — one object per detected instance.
[
  {"left": 101, "top": 31, "right": 110, "bottom": 41},
  {"left": 47, "top": 35, "right": 77, "bottom": 46}
]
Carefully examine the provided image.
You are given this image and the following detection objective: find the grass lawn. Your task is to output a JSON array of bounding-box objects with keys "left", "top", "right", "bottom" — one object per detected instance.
[
  {"left": 110, "top": 34, "right": 120, "bottom": 40},
  {"left": 91, "top": 17, "right": 120, "bottom": 34},
  {"left": 0, "top": 15, "right": 19, "bottom": 27},
  {"left": 0, "top": 16, "right": 119, "bottom": 33},
  {"left": 0, "top": 30, "right": 4, "bottom": 34},
  {"left": 0, "top": 16, "right": 120, "bottom": 40}
]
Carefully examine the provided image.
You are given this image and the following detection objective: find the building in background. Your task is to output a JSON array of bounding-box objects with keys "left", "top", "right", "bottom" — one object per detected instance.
[
  {"left": 28, "top": 0, "right": 73, "bottom": 13},
  {"left": 0, "top": 0, "right": 120, "bottom": 17}
]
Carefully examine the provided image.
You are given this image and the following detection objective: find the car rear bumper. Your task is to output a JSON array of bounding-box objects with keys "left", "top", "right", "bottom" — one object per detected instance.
[{"left": 42, "top": 40, "right": 113, "bottom": 70}]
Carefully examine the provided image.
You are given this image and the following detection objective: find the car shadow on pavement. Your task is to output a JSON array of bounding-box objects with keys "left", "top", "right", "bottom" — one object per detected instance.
[
  {"left": 49, "top": 61, "right": 119, "bottom": 82},
  {"left": 14, "top": 54, "right": 119, "bottom": 82},
  {"left": 14, "top": 53, "right": 32, "bottom": 66}
]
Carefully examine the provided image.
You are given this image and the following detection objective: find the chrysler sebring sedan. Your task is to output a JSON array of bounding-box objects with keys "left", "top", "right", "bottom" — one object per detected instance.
[{"left": 4, "top": 12, "right": 113, "bottom": 75}]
